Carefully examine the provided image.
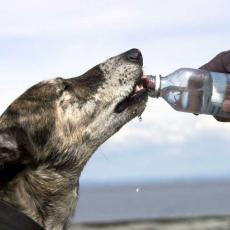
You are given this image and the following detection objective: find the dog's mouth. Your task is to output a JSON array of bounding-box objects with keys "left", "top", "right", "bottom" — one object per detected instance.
[{"left": 115, "top": 75, "right": 154, "bottom": 113}]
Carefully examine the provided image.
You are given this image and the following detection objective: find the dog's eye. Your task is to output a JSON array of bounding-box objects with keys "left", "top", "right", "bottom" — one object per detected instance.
[
  {"left": 55, "top": 78, "right": 72, "bottom": 92},
  {"left": 56, "top": 77, "right": 63, "bottom": 81}
]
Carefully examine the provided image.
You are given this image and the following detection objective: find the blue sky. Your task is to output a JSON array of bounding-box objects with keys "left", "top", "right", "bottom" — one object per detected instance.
[{"left": 0, "top": 0, "right": 230, "bottom": 184}]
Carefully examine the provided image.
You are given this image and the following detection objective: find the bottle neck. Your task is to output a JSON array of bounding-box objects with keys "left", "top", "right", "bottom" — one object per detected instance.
[{"left": 148, "top": 75, "right": 161, "bottom": 98}]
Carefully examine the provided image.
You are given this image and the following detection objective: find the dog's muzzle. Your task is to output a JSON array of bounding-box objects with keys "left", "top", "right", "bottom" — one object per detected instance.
[{"left": 115, "top": 49, "right": 149, "bottom": 113}]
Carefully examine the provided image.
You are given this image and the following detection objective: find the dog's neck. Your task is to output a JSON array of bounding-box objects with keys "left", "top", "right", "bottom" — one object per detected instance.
[{"left": 1, "top": 146, "right": 92, "bottom": 230}]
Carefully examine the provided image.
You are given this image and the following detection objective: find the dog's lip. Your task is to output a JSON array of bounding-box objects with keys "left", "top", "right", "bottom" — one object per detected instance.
[{"left": 114, "top": 74, "right": 150, "bottom": 113}]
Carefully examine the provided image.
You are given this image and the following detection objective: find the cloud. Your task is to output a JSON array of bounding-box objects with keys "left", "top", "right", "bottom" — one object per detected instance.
[
  {"left": 81, "top": 113, "right": 230, "bottom": 182},
  {"left": 0, "top": 0, "right": 229, "bottom": 37},
  {"left": 111, "top": 99, "right": 230, "bottom": 146}
]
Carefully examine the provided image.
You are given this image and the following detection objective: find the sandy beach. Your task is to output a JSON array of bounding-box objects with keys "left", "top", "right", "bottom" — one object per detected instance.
[{"left": 70, "top": 216, "right": 230, "bottom": 230}]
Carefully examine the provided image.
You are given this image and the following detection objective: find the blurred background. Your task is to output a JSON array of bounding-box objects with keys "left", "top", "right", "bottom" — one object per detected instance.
[{"left": 0, "top": 0, "right": 230, "bottom": 229}]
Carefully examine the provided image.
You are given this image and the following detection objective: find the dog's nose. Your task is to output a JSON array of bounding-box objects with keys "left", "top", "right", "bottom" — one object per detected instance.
[{"left": 125, "top": 48, "right": 143, "bottom": 66}]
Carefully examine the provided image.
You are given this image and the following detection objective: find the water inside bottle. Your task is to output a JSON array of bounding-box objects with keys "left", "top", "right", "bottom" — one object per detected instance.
[{"left": 161, "top": 80, "right": 211, "bottom": 114}]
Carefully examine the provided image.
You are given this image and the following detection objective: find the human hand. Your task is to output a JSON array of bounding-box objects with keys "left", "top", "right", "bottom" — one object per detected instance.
[{"left": 199, "top": 51, "right": 230, "bottom": 122}]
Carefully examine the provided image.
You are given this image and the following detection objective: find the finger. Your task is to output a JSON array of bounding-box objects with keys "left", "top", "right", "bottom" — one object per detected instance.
[
  {"left": 222, "top": 51, "right": 230, "bottom": 73},
  {"left": 214, "top": 116, "right": 230, "bottom": 122},
  {"left": 222, "top": 100, "right": 230, "bottom": 113},
  {"left": 199, "top": 50, "right": 230, "bottom": 73}
]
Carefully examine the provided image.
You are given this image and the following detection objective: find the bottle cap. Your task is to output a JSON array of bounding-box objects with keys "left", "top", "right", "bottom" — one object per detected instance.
[{"left": 148, "top": 75, "right": 161, "bottom": 98}]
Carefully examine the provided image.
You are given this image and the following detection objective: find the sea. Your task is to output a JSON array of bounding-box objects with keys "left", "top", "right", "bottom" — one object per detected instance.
[{"left": 72, "top": 180, "right": 230, "bottom": 224}]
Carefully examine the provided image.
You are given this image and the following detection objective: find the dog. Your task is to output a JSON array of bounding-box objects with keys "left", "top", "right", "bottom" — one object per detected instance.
[{"left": 0, "top": 49, "right": 148, "bottom": 230}]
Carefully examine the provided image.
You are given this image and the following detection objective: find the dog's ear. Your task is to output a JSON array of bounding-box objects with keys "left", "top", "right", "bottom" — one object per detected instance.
[{"left": 0, "top": 131, "right": 20, "bottom": 168}]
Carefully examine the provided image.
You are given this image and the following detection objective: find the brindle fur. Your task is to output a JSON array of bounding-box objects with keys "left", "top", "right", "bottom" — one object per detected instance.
[{"left": 0, "top": 49, "right": 147, "bottom": 230}]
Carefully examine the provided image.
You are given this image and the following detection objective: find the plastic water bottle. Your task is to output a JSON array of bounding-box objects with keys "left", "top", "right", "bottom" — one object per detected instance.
[{"left": 147, "top": 68, "right": 230, "bottom": 118}]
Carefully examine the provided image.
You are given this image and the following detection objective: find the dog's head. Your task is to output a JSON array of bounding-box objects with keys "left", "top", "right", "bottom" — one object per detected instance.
[{"left": 0, "top": 49, "right": 148, "bottom": 174}]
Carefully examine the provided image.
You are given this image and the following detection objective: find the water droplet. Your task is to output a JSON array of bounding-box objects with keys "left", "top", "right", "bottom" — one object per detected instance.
[{"left": 138, "top": 116, "right": 142, "bottom": 122}]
